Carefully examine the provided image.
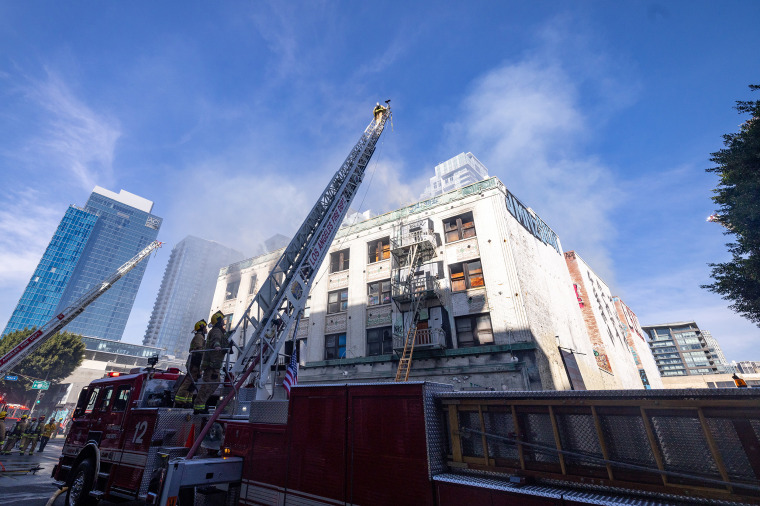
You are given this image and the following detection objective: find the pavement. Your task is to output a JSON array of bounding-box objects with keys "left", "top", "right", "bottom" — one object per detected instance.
[{"left": 0, "top": 438, "right": 145, "bottom": 506}]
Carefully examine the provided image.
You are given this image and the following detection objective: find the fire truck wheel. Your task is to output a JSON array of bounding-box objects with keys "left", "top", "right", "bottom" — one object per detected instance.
[{"left": 66, "top": 459, "right": 97, "bottom": 506}]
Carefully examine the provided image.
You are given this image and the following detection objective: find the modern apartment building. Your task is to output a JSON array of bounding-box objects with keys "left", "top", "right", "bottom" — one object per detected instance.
[
  {"left": 213, "top": 177, "right": 651, "bottom": 393},
  {"left": 143, "top": 236, "right": 243, "bottom": 359},
  {"left": 3, "top": 187, "right": 161, "bottom": 341},
  {"left": 642, "top": 321, "right": 720, "bottom": 376},
  {"left": 702, "top": 330, "right": 733, "bottom": 373},
  {"left": 419, "top": 152, "right": 489, "bottom": 200}
]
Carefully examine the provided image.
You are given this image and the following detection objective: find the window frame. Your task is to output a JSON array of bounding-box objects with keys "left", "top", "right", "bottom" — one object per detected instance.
[
  {"left": 84, "top": 387, "right": 101, "bottom": 414},
  {"left": 97, "top": 386, "right": 113, "bottom": 412},
  {"left": 367, "top": 326, "right": 393, "bottom": 356},
  {"left": 367, "top": 237, "right": 390, "bottom": 264},
  {"left": 367, "top": 280, "right": 391, "bottom": 306},
  {"left": 455, "top": 313, "right": 494, "bottom": 347},
  {"left": 112, "top": 385, "right": 132, "bottom": 412},
  {"left": 248, "top": 274, "right": 258, "bottom": 295},
  {"left": 324, "top": 333, "right": 347, "bottom": 360},
  {"left": 327, "top": 289, "right": 349, "bottom": 314},
  {"left": 225, "top": 279, "right": 241, "bottom": 300},
  {"left": 449, "top": 259, "right": 485, "bottom": 292},
  {"left": 443, "top": 212, "right": 476, "bottom": 243},
  {"left": 329, "top": 248, "right": 350, "bottom": 273}
]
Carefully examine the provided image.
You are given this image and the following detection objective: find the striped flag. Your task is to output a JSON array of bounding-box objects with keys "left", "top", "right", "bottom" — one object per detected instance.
[{"left": 283, "top": 346, "right": 298, "bottom": 397}]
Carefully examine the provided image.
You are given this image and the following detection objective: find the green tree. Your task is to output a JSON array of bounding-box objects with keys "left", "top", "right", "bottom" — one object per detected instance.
[
  {"left": 0, "top": 329, "right": 85, "bottom": 404},
  {"left": 703, "top": 84, "right": 760, "bottom": 326}
]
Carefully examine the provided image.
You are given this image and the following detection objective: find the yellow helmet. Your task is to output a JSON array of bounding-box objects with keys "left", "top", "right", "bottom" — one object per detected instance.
[
  {"left": 194, "top": 319, "right": 207, "bottom": 331},
  {"left": 21, "top": 414, "right": 28, "bottom": 419},
  {"left": 0, "top": 411, "right": 6, "bottom": 418},
  {"left": 209, "top": 311, "right": 225, "bottom": 326}
]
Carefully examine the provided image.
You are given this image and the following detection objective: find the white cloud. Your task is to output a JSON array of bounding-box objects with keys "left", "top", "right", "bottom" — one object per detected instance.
[
  {"left": 23, "top": 69, "right": 121, "bottom": 190},
  {"left": 449, "top": 59, "right": 621, "bottom": 281}
]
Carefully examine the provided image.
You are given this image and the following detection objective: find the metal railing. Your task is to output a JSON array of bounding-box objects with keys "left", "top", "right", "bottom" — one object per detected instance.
[
  {"left": 392, "top": 273, "right": 437, "bottom": 299},
  {"left": 393, "top": 328, "right": 446, "bottom": 350},
  {"left": 390, "top": 228, "right": 437, "bottom": 250},
  {"left": 439, "top": 389, "right": 760, "bottom": 504}
]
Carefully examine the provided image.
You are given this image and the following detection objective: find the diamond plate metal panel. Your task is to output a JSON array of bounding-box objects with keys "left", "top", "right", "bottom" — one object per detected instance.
[
  {"left": 523, "top": 413, "right": 559, "bottom": 464},
  {"left": 248, "top": 400, "right": 289, "bottom": 424},
  {"left": 650, "top": 414, "right": 719, "bottom": 478},
  {"left": 421, "top": 381, "right": 454, "bottom": 477},
  {"left": 599, "top": 414, "right": 656, "bottom": 468},
  {"left": 459, "top": 410, "right": 484, "bottom": 458},
  {"left": 706, "top": 417, "right": 756, "bottom": 482},
  {"left": 556, "top": 413, "right": 604, "bottom": 468},
  {"left": 483, "top": 410, "right": 519, "bottom": 461}
]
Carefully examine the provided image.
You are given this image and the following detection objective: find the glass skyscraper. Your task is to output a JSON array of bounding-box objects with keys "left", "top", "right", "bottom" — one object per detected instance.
[
  {"left": 2, "top": 186, "right": 162, "bottom": 341},
  {"left": 143, "top": 236, "right": 243, "bottom": 359},
  {"left": 420, "top": 152, "right": 489, "bottom": 200},
  {"left": 2, "top": 206, "right": 98, "bottom": 335}
]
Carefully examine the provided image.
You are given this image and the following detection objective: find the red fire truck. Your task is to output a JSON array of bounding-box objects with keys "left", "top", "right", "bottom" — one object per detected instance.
[{"left": 49, "top": 106, "right": 760, "bottom": 505}]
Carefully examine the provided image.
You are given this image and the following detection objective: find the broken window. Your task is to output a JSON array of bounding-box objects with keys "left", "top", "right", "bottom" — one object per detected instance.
[
  {"left": 248, "top": 274, "right": 258, "bottom": 295},
  {"left": 328, "top": 289, "right": 348, "bottom": 314},
  {"left": 330, "top": 248, "right": 350, "bottom": 273},
  {"left": 443, "top": 212, "right": 476, "bottom": 243},
  {"left": 455, "top": 313, "right": 494, "bottom": 347},
  {"left": 368, "top": 237, "right": 390, "bottom": 263},
  {"left": 225, "top": 279, "right": 240, "bottom": 300},
  {"left": 367, "top": 280, "right": 391, "bottom": 306},
  {"left": 449, "top": 259, "right": 485, "bottom": 291}
]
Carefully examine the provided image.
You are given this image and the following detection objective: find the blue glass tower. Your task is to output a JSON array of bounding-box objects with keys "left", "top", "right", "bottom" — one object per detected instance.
[
  {"left": 55, "top": 187, "right": 162, "bottom": 341},
  {"left": 2, "top": 206, "right": 98, "bottom": 336}
]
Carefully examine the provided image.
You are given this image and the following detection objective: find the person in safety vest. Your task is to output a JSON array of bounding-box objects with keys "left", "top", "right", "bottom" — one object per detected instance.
[
  {"left": 0, "top": 411, "right": 7, "bottom": 452},
  {"left": 194, "top": 311, "right": 229, "bottom": 414},
  {"left": 174, "top": 319, "right": 208, "bottom": 408},
  {"left": 1, "top": 413, "right": 27, "bottom": 454},
  {"left": 373, "top": 102, "right": 386, "bottom": 124},
  {"left": 20, "top": 415, "right": 43, "bottom": 455},
  {"left": 37, "top": 418, "right": 57, "bottom": 453}
]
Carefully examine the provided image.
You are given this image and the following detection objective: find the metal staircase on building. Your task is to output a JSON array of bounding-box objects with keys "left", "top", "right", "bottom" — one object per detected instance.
[{"left": 391, "top": 222, "right": 438, "bottom": 382}]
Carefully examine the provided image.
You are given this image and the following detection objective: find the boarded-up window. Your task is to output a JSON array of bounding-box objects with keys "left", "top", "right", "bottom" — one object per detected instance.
[
  {"left": 368, "top": 237, "right": 390, "bottom": 263},
  {"left": 443, "top": 212, "right": 476, "bottom": 243}
]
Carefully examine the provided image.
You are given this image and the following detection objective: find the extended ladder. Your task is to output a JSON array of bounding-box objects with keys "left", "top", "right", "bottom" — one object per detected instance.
[
  {"left": 394, "top": 244, "right": 428, "bottom": 381},
  {"left": 186, "top": 103, "right": 392, "bottom": 458},
  {"left": 0, "top": 240, "right": 162, "bottom": 375}
]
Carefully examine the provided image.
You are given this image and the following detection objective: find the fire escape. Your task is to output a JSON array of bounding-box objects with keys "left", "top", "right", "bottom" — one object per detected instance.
[{"left": 390, "top": 218, "right": 443, "bottom": 381}]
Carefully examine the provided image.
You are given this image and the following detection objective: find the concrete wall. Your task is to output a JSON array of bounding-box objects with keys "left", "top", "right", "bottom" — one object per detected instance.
[
  {"left": 613, "top": 297, "right": 663, "bottom": 389},
  {"left": 565, "top": 252, "right": 644, "bottom": 389}
]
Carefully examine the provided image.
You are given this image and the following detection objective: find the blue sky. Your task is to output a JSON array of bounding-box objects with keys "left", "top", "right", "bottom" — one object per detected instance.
[{"left": 0, "top": 1, "right": 758, "bottom": 362}]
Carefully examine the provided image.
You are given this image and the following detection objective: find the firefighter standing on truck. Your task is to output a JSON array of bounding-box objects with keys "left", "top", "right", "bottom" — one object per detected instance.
[
  {"left": 194, "top": 311, "right": 228, "bottom": 414},
  {"left": 174, "top": 319, "right": 208, "bottom": 408}
]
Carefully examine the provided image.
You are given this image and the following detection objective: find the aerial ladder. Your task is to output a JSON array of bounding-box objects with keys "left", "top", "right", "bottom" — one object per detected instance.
[
  {"left": 186, "top": 102, "right": 392, "bottom": 458},
  {"left": 391, "top": 221, "right": 438, "bottom": 381},
  {"left": 0, "top": 240, "right": 162, "bottom": 376}
]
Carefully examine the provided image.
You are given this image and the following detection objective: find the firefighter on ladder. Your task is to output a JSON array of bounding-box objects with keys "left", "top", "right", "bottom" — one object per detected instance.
[
  {"left": 0, "top": 411, "right": 6, "bottom": 452},
  {"left": 193, "top": 311, "right": 228, "bottom": 414},
  {"left": 373, "top": 102, "right": 386, "bottom": 124},
  {"left": 174, "top": 319, "right": 208, "bottom": 408},
  {"left": 2, "top": 413, "right": 28, "bottom": 454}
]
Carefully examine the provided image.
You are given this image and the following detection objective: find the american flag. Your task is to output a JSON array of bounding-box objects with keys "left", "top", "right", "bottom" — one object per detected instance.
[{"left": 283, "top": 347, "right": 298, "bottom": 397}]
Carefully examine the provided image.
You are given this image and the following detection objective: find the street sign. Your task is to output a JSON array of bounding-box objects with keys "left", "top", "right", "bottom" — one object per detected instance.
[
  {"left": 4, "top": 375, "right": 18, "bottom": 381},
  {"left": 31, "top": 380, "right": 50, "bottom": 390}
]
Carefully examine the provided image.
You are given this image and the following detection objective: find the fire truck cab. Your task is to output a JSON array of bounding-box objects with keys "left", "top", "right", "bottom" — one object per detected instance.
[{"left": 52, "top": 367, "right": 212, "bottom": 505}]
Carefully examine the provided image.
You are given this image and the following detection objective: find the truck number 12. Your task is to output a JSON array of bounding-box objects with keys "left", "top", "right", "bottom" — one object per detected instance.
[{"left": 132, "top": 421, "right": 148, "bottom": 444}]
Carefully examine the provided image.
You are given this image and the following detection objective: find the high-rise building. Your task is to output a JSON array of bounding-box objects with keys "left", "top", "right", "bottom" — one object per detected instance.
[
  {"left": 2, "top": 206, "right": 98, "bottom": 336},
  {"left": 642, "top": 321, "right": 720, "bottom": 377},
  {"left": 420, "top": 152, "right": 489, "bottom": 200},
  {"left": 143, "top": 236, "right": 243, "bottom": 359},
  {"left": 701, "top": 330, "right": 733, "bottom": 373}
]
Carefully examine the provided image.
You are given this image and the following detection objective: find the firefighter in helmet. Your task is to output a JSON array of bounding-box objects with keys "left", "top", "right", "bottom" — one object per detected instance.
[
  {"left": 37, "top": 417, "right": 57, "bottom": 453},
  {"left": 20, "top": 415, "right": 43, "bottom": 455},
  {"left": 194, "top": 311, "right": 229, "bottom": 414},
  {"left": 174, "top": 319, "right": 208, "bottom": 408},
  {"left": 373, "top": 102, "right": 386, "bottom": 124},
  {"left": 0, "top": 411, "right": 7, "bottom": 452},
  {"left": 2, "top": 413, "right": 27, "bottom": 454}
]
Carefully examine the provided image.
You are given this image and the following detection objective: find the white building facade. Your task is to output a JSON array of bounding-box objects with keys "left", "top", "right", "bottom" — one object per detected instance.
[{"left": 212, "top": 177, "right": 649, "bottom": 392}]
